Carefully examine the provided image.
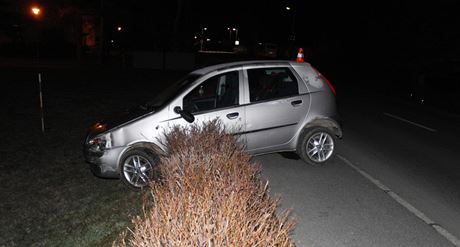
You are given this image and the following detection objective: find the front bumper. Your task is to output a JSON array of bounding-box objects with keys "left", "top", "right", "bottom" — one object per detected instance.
[{"left": 83, "top": 145, "right": 121, "bottom": 178}]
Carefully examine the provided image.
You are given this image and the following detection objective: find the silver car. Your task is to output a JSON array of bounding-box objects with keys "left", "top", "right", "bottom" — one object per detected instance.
[{"left": 84, "top": 60, "right": 342, "bottom": 189}]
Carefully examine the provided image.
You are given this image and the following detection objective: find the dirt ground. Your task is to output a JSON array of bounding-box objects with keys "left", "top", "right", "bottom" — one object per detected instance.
[{"left": 0, "top": 66, "right": 187, "bottom": 246}]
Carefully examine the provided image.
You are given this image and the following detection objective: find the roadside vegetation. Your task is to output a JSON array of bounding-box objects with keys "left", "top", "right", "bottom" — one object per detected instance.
[{"left": 115, "top": 120, "right": 295, "bottom": 246}]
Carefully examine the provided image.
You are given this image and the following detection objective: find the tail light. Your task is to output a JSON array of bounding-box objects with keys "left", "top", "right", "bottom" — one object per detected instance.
[{"left": 313, "top": 67, "right": 336, "bottom": 96}]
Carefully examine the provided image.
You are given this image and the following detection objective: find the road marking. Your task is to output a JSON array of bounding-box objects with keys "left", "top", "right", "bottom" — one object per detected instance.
[
  {"left": 383, "top": 112, "right": 437, "bottom": 132},
  {"left": 337, "top": 154, "right": 460, "bottom": 246}
]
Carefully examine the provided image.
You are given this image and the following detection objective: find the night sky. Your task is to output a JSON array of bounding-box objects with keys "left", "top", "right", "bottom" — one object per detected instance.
[{"left": 1, "top": 0, "right": 460, "bottom": 68}]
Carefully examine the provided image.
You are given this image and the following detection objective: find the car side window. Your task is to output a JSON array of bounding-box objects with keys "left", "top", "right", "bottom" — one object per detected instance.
[
  {"left": 183, "top": 71, "right": 239, "bottom": 113},
  {"left": 247, "top": 67, "right": 299, "bottom": 102}
]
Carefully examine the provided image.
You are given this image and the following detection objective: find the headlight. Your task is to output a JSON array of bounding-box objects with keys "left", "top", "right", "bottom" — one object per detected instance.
[{"left": 88, "top": 134, "right": 111, "bottom": 152}]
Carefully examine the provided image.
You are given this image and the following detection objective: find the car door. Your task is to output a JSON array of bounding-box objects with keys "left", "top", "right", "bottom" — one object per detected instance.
[
  {"left": 165, "top": 69, "right": 246, "bottom": 140},
  {"left": 243, "top": 66, "right": 309, "bottom": 153}
]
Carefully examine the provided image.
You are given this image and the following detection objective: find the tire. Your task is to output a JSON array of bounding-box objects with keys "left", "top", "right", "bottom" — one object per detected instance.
[
  {"left": 119, "top": 149, "right": 159, "bottom": 190},
  {"left": 297, "top": 127, "right": 336, "bottom": 166}
]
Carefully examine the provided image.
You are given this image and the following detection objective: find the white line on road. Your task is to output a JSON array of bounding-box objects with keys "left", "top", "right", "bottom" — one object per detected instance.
[
  {"left": 384, "top": 112, "right": 437, "bottom": 132},
  {"left": 337, "top": 154, "right": 460, "bottom": 246}
]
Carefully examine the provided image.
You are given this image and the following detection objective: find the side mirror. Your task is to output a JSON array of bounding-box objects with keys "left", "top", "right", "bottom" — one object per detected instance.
[{"left": 174, "top": 106, "right": 195, "bottom": 123}]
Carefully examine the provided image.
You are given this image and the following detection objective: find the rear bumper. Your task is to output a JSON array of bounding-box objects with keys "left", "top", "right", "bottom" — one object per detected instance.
[{"left": 331, "top": 114, "right": 343, "bottom": 139}]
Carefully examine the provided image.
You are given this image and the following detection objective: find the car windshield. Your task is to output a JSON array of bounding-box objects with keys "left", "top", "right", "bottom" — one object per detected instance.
[{"left": 145, "top": 73, "right": 201, "bottom": 109}]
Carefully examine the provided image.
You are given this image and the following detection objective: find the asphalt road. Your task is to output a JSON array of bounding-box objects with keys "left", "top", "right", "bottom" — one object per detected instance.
[{"left": 257, "top": 89, "right": 460, "bottom": 246}]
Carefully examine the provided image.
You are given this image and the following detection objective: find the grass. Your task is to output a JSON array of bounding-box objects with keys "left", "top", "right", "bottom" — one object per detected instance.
[
  {"left": 0, "top": 119, "right": 143, "bottom": 247},
  {"left": 0, "top": 66, "right": 185, "bottom": 246}
]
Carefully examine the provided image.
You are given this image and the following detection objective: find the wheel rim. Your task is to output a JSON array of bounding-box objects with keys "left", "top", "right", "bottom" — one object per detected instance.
[
  {"left": 123, "top": 155, "right": 154, "bottom": 188},
  {"left": 306, "top": 132, "right": 334, "bottom": 163}
]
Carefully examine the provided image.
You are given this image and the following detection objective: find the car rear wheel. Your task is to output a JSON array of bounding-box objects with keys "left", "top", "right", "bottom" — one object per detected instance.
[
  {"left": 119, "top": 149, "right": 159, "bottom": 190},
  {"left": 297, "top": 127, "right": 336, "bottom": 165}
]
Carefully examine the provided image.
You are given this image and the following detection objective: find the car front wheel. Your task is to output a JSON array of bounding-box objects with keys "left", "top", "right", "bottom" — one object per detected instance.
[
  {"left": 119, "top": 149, "right": 158, "bottom": 190},
  {"left": 297, "top": 128, "right": 336, "bottom": 165}
]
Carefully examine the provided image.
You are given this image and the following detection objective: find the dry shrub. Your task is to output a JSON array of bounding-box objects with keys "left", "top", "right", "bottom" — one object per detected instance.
[{"left": 115, "top": 120, "right": 295, "bottom": 246}]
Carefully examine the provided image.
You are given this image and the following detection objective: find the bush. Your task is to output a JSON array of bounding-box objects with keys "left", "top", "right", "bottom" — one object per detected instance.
[{"left": 115, "top": 120, "right": 295, "bottom": 246}]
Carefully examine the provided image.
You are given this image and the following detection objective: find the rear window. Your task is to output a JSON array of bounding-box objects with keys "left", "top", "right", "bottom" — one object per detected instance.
[{"left": 247, "top": 67, "right": 299, "bottom": 102}]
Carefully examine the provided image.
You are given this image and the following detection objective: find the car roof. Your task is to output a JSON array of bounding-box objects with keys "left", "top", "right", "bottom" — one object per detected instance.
[{"left": 192, "top": 60, "right": 303, "bottom": 75}]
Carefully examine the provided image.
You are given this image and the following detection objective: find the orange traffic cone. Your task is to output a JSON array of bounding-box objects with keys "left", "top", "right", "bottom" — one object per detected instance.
[{"left": 296, "top": 48, "right": 304, "bottom": 62}]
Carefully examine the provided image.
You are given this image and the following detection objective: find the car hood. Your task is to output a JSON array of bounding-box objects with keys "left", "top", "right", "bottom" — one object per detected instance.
[
  {"left": 109, "top": 104, "right": 155, "bottom": 129},
  {"left": 87, "top": 105, "right": 155, "bottom": 138}
]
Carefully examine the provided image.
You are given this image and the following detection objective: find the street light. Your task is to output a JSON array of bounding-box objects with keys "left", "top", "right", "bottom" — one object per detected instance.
[
  {"left": 232, "top": 27, "right": 239, "bottom": 45},
  {"left": 29, "top": 5, "right": 42, "bottom": 59},
  {"left": 226, "top": 27, "right": 239, "bottom": 46},
  {"left": 31, "top": 7, "right": 41, "bottom": 16},
  {"left": 227, "top": 27, "right": 232, "bottom": 40},
  {"left": 285, "top": 5, "right": 296, "bottom": 41},
  {"left": 29, "top": 5, "right": 44, "bottom": 62},
  {"left": 200, "top": 27, "right": 207, "bottom": 51}
]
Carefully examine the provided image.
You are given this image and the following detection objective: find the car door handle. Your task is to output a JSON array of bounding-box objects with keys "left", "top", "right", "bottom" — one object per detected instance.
[
  {"left": 226, "top": 112, "right": 239, "bottom": 119},
  {"left": 291, "top": 100, "right": 302, "bottom": 106}
]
